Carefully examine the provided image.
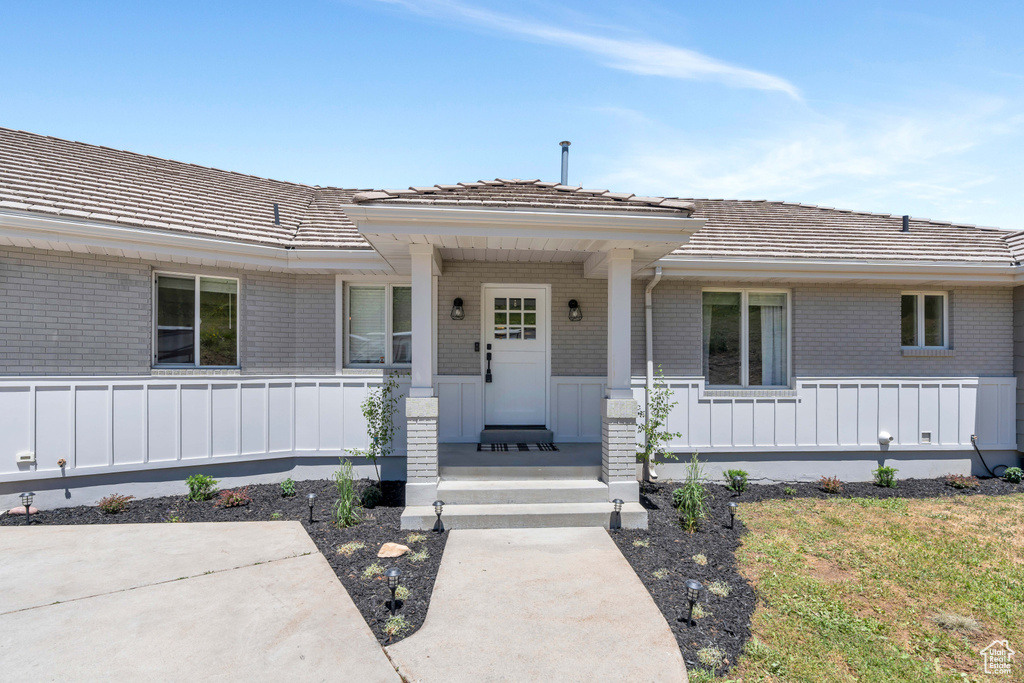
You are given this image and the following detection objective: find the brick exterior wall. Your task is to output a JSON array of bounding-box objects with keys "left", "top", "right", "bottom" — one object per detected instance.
[
  {"left": 1014, "top": 286, "right": 1024, "bottom": 450},
  {"left": 0, "top": 246, "right": 334, "bottom": 376},
  {"left": 629, "top": 279, "right": 1012, "bottom": 378},
  {"left": 437, "top": 261, "right": 607, "bottom": 376}
]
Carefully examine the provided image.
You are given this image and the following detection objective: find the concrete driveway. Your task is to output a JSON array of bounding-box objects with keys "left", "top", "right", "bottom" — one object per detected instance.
[
  {"left": 0, "top": 522, "right": 401, "bottom": 682},
  {"left": 386, "top": 527, "right": 688, "bottom": 683}
]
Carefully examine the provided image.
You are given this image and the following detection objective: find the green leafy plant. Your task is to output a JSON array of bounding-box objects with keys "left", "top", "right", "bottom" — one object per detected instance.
[
  {"left": 692, "top": 553, "right": 708, "bottom": 566},
  {"left": 820, "top": 475, "right": 844, "bottom": 494},
  {"left": 1003, "top": 467, "right": 1023, "bottom": 484},
  {"left": 637, "top": 366, "right": 682, "bottom": 477},
  {"left": 725, "top": 469, "right": 749, "bottom": 492},
  {"left": 946, "top": 473, "right": 980, "bottom": 490},
  {"left": 361, "top": 561, "right": 383, "bottom": 579},
  {"left": 269, "top": 512, "right": 283, "bottom": 521},
  {"left": 408, "top": 548, "right": 429, "bottom": 563},
  {"left": 360, "top": 485, "right": 383, "bottom": 509},
  {"left": 675, "top": 453, "right": 710, "bottom": 532},
  {"left": 331, "top": 459, "right": 361, "bottom": 528},
  {"left": 783, "top": 486, "right": 797, "bottom": 496},
  {"left": 98, "top": 493, "right": 134, "bottom": 514},
  {"left": 214, "top": 487, "right": 251, "bottom": 508},
  {"left": 337, "top": 541, "right": 366, "bottom": 556},
  {"left": 279, "top": 478, "right": 296, "bottom": 497},
  {"left": 873, "top": 466, "right": 898, "bottom": 488},
  {"left": 349, "top": 373, "right": 400, "bottom": 482},
  {"left": 395, "top": 585, "right": 410, "bottom": 601},
  {"left": 165, "top": 514, "right": 183, "bottom": 523},
  {"left": 405, "top": 533, "right": 427, "bottom": 544},
  {"left": 383, "top": 615, "right": 410, "bottom": 639},
  {"left": 707, "top": 580, "right": 732, "bottom": 598},
  {"left": 186, "top": 474, "right": 218, "bottom": 501}
]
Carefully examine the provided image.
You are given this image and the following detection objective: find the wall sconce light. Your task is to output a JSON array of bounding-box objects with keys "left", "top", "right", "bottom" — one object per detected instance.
[
  {"left": 567, "top": 299, "right": 583, "bottom": 322},
  {"left": 450, "top": 297, "right": 465, "bottom": 320}
]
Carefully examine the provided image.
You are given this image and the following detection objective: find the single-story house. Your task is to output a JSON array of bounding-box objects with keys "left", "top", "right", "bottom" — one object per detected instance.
[{"left": 1, "top": 128, "right": 1021, "bottom": 528}]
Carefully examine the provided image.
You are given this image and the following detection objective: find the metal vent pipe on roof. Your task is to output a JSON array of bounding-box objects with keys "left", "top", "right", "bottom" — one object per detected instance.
[
  {"left": 559, "top": 141, "right": 571, "bottom": 185},
  {"left": 902, "top": 215, "right": 909, "bottom": 232},
  {"left": 274, "top": 203, "right": 280, "bottom": 225}
]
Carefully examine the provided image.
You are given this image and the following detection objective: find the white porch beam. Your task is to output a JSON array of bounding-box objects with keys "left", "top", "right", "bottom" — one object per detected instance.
[
  {"left": 409, "top": 244, "right": 440, "bottom": 398},
  {"left": 606, "top": 248, "right": 634, "bottom": 400}
]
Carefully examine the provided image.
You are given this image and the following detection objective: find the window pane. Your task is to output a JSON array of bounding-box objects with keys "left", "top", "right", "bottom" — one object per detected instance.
[
  {"left": 198, "top": 278, "right": 237, "bottom": 366},
  {"left": 349, "top": 286, "right": 386, "bottom": 363},
  {"left": 392, "top": 286, "right": 412, "bottom": 364},
  {"left": 748, "top": 293, "right": 787, "bottom": 386},
  {"left": 901, "top": 295, "right": 918, "bottom": 346},
  {"left": 494, "top": 298, "right": 506, "bottom": 310},
  {"left": 524, "top": 298, "right": 536, "bottom": 311},
  {"left": 702, "top": 292, "right": 741, "bottom": 385},
  {"left": 156, "top": 275, "right": 195, "bottom": 364},
  {"left": 924, "top": 295, "right": 944, "bottom": 347}
]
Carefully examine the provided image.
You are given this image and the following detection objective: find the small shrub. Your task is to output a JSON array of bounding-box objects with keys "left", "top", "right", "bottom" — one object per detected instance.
[
  {"left": 360, "top": 485, "right": 383, "bottom": 509},
  {"left": 362, "top": 562, "right": 384, "bottom": 579},
  {"left": 652, "top": 568, "right": 669, "bottom": 580},
  {"left": 692, "top": 553, "right": 708, "bottom": 566},
  {"left": 406, "top": 533, "right": 427, "bottom": 544},
  {"left": 873, "top": 466, "right": 898, "bottom": 488},
  {"left": 1003, "top": 467, "right": 1023, "bottom": 484},
  {"left": 692, "top": 603, "right": 711, "bottom": 619},
  {"left": 820, "top": 475, "right": 844, "bottom": 494},
  {"left": 337, "top": 541, "right": 366, "bottom": 556},
  {"left": 214, "top": 487, "right": 252, "bottom": 508},
  {"left": 279, "top": 478, "right": 296, "bottom": 497},
  {"left": 724, "top": 468, "right": 749, "bottom": 492},
  {"left": 98, "top": 493, "right": 134, "bottom": 514},
  {"left": 676, "top": 453, "right": 710, "bottom": 532},
  {"left": 394, "top": 585, "right": 410, "bottom": 601},
  {"left": 946, "top": 474, "right": 980, "bottom": 490},
  {"left": 408, "top": 548, "right": 429, "bottom": 563},
  {"left": 331, "top": 459, "right": 361, "bottom": 528},
  {"left": 383, "top": 615, "right": 410, "bottom": 639},
  {"left": 269, "top": 512, "right": 283, "bottom": 521},
  {"left": 186, "top": 474, "right": 218, "bottom": 501},
  {"left": 165, "top": 514, "right": 183, "bottom": 523},
  {"left": 707, "top": 580, "right": 732, "bottom": 598},
  {"left": 697, "top": 646, "right": 724, "bottom": 669},
  {"left": 632, "top": 538, "right": 650, "bottom": 548},
  {"left": 931, "top": 612, "right": 981, "bottom": 632},
  {"left": 783, "top": 486, "right": 797, "bottom": 496}
]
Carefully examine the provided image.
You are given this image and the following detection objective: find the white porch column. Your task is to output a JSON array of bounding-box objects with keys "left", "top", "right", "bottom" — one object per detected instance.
[
  {"left": 603, "top": 248, "right": 638, "bottom": 503},
  {"left": 406, "top": 243, "right": 440, "bottom": 506}
]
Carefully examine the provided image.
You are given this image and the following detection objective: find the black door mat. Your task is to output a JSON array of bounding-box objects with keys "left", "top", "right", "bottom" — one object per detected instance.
[{"left": 476, "top": 443, "right": 560, "bottom": 452}]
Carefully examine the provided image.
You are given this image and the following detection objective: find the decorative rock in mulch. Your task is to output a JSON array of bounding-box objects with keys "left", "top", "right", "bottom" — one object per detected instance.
[
  {"left": 377, "top": 542, "right": 410, "bottom": 558},
  {"left": 7, "top": 506, "right": 39, "bottom": 515}
]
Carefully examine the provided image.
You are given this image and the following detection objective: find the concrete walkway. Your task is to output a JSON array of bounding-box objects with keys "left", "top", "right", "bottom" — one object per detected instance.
[
  {"left": 386, "top": 527, "right": 688, "bottom": 683},
  {"left": 0, "top": 522, "right": 401, "bottom": 682}
]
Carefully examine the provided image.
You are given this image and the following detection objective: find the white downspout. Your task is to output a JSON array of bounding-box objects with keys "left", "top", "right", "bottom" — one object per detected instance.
[{"left": 644, "top": 266, "right": 663, "bottom": 480}]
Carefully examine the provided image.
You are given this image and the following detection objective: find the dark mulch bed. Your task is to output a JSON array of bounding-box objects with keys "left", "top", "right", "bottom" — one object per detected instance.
[
  {"left": 611, "top": 475, "right": 1024, "bottom": 675},
  {"left": 1, "top": 478, "right": 446, "bottom": 645}
]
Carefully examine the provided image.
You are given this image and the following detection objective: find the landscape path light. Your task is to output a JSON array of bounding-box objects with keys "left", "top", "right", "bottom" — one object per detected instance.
[
  {"left": 681, "top": 579, "right": 704, "bottom": 627},
  {"left": 307, "top": 493, "right": 317, "bottom": 523},
  {"left": 385, "top": 567, "right": 402, "bottom": 616},
  {"left": 731, "top": 475, "right": 743, "bottom": 494},
  {"left": 728, "top": 502, "right": 738, "bottom": 529},
  {"left": 20, "top": 491, "right": 35, "bottom": 526},
  {"left": 433, "top": 500, "right": 445, "bottom": 533},
  {"left": 611, "top": 498, "right": 623, "bottom": 531}
]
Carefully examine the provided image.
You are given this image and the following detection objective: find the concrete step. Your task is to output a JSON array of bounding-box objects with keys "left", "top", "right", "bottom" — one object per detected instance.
[
  {"left": 479, "top": 429, "right": 554, "bottom": 444},
  {"left": 400, "top": 502, "right": 647, "bottom": 530},
  {"left": 437, "top": 479, "right": 608, "bottom": 505},
  {"left": 440, "top": 463, "right": 603, "bottom": 481}
]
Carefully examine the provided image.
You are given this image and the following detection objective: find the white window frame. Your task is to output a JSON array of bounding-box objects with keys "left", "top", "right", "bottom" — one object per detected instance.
[
  {"left": 901, "top": 291, "right": 949, "bottom": 349},
  {"left": 344, "top": 282, "right": 413, "bottom": 368},
  {"left": 152, "top": 271, "right": 240, "bottom": 368},
  {"left": 702, "top": 288, "right": 792, "bottom": 388}
]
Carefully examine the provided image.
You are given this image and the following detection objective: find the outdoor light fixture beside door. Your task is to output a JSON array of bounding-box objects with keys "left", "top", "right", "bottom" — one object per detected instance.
[
  {"left": 450, "top": 297, "right": 465, "bottom": 321},
  {"left": 681, "top": 579, "right": 704, "bottom": 627},
  {"left": 433, "top": 500, "right": 445, "bottom": 533},
  {"left": 567, "top": 299, "right": 583, "bottom": 322},
  {"left": 307, "top": 493, "right": 317, "bottom": 523},
  {"left": 385, "top": 566, "right": 402, "bottom": 616},
  {"left": 19, "top": 492, "right": 34, "bottom": 526}
]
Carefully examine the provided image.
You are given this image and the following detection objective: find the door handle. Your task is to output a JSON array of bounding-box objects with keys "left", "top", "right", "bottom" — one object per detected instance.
[{"left": 485, "top": 352, "right": 492, "bottom": 383}]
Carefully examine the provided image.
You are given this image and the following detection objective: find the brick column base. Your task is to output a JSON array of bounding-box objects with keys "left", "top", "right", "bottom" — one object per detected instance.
[
  {"left": 406, "top": 397, "right": 439, "bottom": 506},
  {"left": 601, "top": 398, "right": 639, "bottom": 503}
]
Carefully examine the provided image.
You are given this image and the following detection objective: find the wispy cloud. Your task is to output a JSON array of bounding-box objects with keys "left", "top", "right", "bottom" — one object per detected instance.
[{"left": 375, "top": 0, "right": 800, "bottom": 98}]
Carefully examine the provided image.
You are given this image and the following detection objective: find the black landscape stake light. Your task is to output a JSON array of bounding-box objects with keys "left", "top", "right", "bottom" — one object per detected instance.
[
  {"left": 681, "top": 579, "right": 704, "bottom": 627},
  {"left": 728, "top": 502, "right": 738, "bottom": 529},
  {"left": 307, "top": 493, "right": 317, "bottom": 523},
  {"left": 731, "top": 475, "right": 743, "bottom": 494},
  {"left": 611, "top": 498, "right": 624, "bottom": 531},
  {"left": 385, "top": 567, "right": 402, "bottom": 616},
  {"left": 19, "top": 492, "right": 34, "bottom": 526},
  {"left": 433, "top": 500, "right": 445, "bottom": 533}
]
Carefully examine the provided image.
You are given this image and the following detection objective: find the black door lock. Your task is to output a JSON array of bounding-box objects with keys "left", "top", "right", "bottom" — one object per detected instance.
[{"left": 485, "top": 351, "right": 492, "bottom": 383}]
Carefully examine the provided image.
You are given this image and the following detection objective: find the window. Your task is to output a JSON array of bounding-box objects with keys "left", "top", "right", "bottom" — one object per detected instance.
[
  {"left": 154, "top": 274, "right": 238, "bottom": 367},
  {"left": 702, "top": 290, "right": 789, "bottom": 387},
  {"left": 347, "top": 284, "right": 412, "bottom": 365},
  {"left": 901, "top": 292, "right": 947, "bottom": 348}
]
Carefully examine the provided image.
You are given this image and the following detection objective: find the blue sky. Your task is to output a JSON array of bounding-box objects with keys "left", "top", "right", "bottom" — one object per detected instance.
[{"left": 3, "top": 1, "right": 1023, "bottom": 228}]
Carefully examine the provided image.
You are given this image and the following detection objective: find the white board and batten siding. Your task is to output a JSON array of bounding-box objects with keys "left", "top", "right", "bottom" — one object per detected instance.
[
  {"left": 632, "top": 376, "right": 1016, "bottom": 453},
  {"left": 0, "top": 375, "right": 411, "bottom": 482}
]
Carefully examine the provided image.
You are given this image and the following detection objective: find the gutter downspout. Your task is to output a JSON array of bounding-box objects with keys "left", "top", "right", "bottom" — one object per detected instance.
[{"left": 644, "top": 266, "right": 663, "bottom": 481}]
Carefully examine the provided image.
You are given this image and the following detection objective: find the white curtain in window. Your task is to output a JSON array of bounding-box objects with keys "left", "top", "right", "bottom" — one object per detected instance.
[
  {"left": 349, "top": 286, "right": 386, "bottom": 364},
  {"left": 753, "top": 293, "right": 787, "bottom": 385}
]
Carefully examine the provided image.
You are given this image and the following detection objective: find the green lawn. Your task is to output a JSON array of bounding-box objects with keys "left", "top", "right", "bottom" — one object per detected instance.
[{"left": 717, "top": 494, "right": 1024, "bottom": 682}]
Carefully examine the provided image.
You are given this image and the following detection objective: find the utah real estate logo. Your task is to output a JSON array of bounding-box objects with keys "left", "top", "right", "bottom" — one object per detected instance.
[{"left": 981, "top": 640, "right": 1015, "bottom": 676}]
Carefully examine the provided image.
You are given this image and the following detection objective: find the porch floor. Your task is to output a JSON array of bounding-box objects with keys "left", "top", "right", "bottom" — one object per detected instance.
[{"left": 438, "top": 442, "right": 602, "bottom": 481}]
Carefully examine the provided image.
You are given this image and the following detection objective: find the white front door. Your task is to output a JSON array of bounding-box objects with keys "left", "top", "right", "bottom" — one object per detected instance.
[{"left": 483, "top": 286, "right": 548, "bottom": 427}]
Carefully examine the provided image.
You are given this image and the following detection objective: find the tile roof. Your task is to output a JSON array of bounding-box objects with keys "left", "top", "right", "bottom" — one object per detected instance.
[{"left": 0, "top": 127, "right": 1018, "bottom": 265}]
